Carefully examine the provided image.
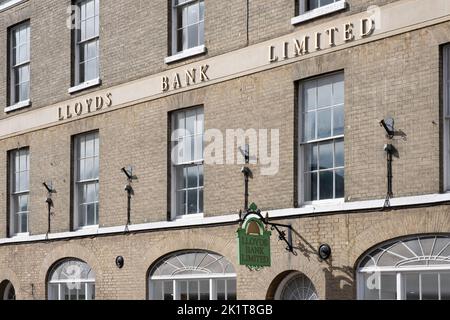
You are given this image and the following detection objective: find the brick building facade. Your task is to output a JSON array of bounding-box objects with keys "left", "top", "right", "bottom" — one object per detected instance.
[{"left": 0, "top": 0, "right": 449, "bottom": 300}]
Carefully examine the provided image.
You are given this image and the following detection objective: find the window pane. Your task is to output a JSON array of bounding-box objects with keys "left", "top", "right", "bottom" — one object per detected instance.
[
  {"left": 187, "top": 3, "right": 199, "bottom": 25},
  {"left": 195, "top": 134, "right": 203, "bottom": 161},
  {"left": 19, "top": 81, "right": 29, "bottom": 101},
  {"left": 304, "top": 172, "right": 317, "bottom": 201},
  {"left": 187, "top": 24, "right": 199, "bottom": 49},
  {"left": 198, "top": 165, "right": 204, "bottom": 187},
  {"left": 304, "top": 144, "right": 318, "bottom": 171},
  {"left": 85, "top": 283, "right": 94, "bottom": 300},
  {"left": 335, "top": 139, "right": 344, "bottom": 167},
  {"left": 87, "top": 40, "right": 97, "bottom": 60},
  {"left": 217, "top": 280, "right": 226, "bottom": 300},
  {"left": 404, "top": 273, "right": 420, "bottom": 300},
  {"left": 335, "top": 169, "right": 345, "bottom": 198},
  {"left": 440, "top": 273, "right": 450, "bottom": 300},
  {"left": 319, "top": 141, "right": 333, "bottom": 170},
  {"left": 18, "top": 194, "right": 28, "bottom": 212},
  {"left": 304, "top": 81, "right": 317, "bottom": 111},
  {"left": 319, "top": 171, "right": 333, "bottom": 200},
  {"left": 333, "top": 77, "right": 344, "bottom": 105},
  {"left": 199, "top": 188, "right": 203, "bottom": 213},
  {"left": 308, "top": 0, "right": 319, "bottom": 10},
  {"left": 320, "top": 0, "right": 335, "bottom": 7},
  {"left": 199, "top": 1, "right": 205, "bottom": 20},
  {"left": 303, "top": 112, "right": 315, "bottom": 142},
  {"left": 199, "top": 280, "right": 209, "bottom": 300},
  {"left": 187, "top": 166, "right": 198, "bottom": 188},
  {"left": 20, "top": 212, "right": 28, "bottom": 233},
  {"left": 86, "top": 59, "right": 98, "bottom": 81},
  {"left": 48, "top": 284, "right": 59, "bottom": 300},
  {"left": 421, "top": 273, "right": 439, "bottom": 300},
  {"left": 189, "top": 281, "right": 199, "bottom": 300},
  {"left": 363, "top": 273, "right": 380, "bottom": 300},
  {"left": 86, "top": 203, "right": 96, "bottom": 225},
  {"left": 187, "top": 189, "right": 198, "bottom": 214},
  {"left": 380, "top": 274, "right": 396, "bottom": 300},
  {"left": 85, "top": 17, "right": 96, "bottom": 39},
  {"left": 151, "top": 281, "right": 163, "bottom": 300},
  {"left": 227, "top": 280, "right": 237, "bottom": 300},
  {"left": 177, "top": 190, "right": 186, "bottom": 215},
  {"left": 198, "top": 21, "right": 204, "bottom": 45},
  {"left": 185, "top": 110, "right": 196, "bottom": 136},
  {"left": 180, "top": 281, "right": 188, "bottom": 300},
  {"left": 333, "top": 105, "right": 344, "bottom": 136},
  {"left": 317, "top": 109, "right": 332, "bottom": 139},
  {"left": 176, "top": 167, "right": 186, "bottom": 190},
  {"left": 317, "top": 78, "right": 332, "bottom": 108},
  {"left": 163, "top": 281, "right": 174, "bottom": 300}
]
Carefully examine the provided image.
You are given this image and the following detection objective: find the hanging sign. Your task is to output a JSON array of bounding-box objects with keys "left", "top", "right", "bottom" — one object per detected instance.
[{"left": 237, "top": 215, "right": 271, "bottom": 268}]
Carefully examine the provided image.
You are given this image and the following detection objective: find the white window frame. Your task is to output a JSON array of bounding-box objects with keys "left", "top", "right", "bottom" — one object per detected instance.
[
  {"left": 149, "top": 276, "right": 237, "bottom": 301},
  {"left": 171, "top": 107, "right": 204, "bottom": 220},
  {"left": 70, "top": 0, "right": 100, "bottom": 93},
  {"left": 443, "top": 45, "right": 450, "bottom": 191},
  {"left": 7, "top": 21, "right": 31, "bottom": 113},
  {"left": 166, "top": 0, "right": 205, "bottom": 64},
  {"left": 9, "top": 147, "right": 30, "bottom": 237},
  {"left": 73, "top": 131, "right": 100, "bottom": 230},
  {"left": 292, "top": 0, "right": 347, "bottom": 25},
  {"left": 298, "top": 72, "right": 345, "bottom": 206}
]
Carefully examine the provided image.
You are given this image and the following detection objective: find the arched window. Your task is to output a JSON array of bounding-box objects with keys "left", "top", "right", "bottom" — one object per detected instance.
[
  {"left": 148, "top": 250, "right": 237, "bottom": 300},
  {"left": 357, "top": 235, "right": 450, "bottom": 300},
  {"left": 274, "top": 272, "right": 318, "bottom": 300},
  {"left": 47, "top": 259, "right": 96, "bottom": 300},
  {"left": 0, "top": 280, "right": 15, "bottom": 300}
]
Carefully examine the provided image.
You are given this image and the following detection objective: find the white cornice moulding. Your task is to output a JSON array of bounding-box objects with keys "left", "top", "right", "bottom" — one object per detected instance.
[{"left": 1, "top": 192, "right": 450, "bottom": 245}]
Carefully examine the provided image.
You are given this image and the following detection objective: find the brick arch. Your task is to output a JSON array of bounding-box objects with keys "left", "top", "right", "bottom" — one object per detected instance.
[
  {"left": 142, "top": 230, "right": 238, "bottom": 273},
  {"left": 240, "top": 257, "right": 326, "bottom": 300},
  {"left": 0, "top": 268, "right": 20, "bottom": 299},
  {"left": 38, "top": 243, "right": 102, "bottom": 299}
]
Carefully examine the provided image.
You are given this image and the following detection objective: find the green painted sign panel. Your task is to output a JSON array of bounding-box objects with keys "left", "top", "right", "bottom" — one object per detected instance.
[{"left": 237, "top": 218, "right": 271, "bottom": 268}]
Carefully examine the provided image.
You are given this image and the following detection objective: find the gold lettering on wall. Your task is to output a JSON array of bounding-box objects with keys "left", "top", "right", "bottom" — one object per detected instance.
[
  {"left": 161, "top": 65, "right": 210, "bottom": 92},
  {"left": 268, "top": 19, "right": 376, "bottom": 63},
  {"left": 58, "top": 92, "right": 112, "bottom": 121}
]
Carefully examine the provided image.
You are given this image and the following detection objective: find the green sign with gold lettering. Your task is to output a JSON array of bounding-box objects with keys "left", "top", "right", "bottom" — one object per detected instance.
[{"left": 237, "top": 217, "right": 271, "bottom": 268}]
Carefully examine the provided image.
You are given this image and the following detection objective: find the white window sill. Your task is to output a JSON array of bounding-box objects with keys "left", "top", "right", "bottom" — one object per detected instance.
[
  {"left": 3, "top": 193, "right": 450, "bottom": 245},
  {"left": 164, "top": 45, "right": 206, "bottom": 64},
  {"left": 10, "top": 232, "right": 30, "bottom": 239},
  {"left": 174, "top": 213, "right": 204, "bottom": 221},
  {"left": 68, "top": 78, "right": 101, "bottom": 94},
  {"left": 75, "top": 225, "right": 99, "bottom": 232},
  {"left": 0, "top": 0, "right": 26, "bottom": 12},
  {"left": 291, "top": 1, "right": 347, "bottom": 25},
  {"left": 301, "top": 198, "right": 345, "bottom": 207},
  {"left": 4, "top": 99, "right": 31, "bottom": 113}
]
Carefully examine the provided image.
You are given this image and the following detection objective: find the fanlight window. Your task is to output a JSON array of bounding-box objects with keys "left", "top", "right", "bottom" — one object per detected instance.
[
  {"left": 359, "top": 235, "right": 450, "bottom": 270},
  {"left": 275, "top": 272, "right": 318, "bottom": 300},
  {"left": 149, "top": 251, "right": 237, "bottom": 300},
  {"left": 48, "top": 259, "right": 96, "bottom": 300},
  {"left": 358, "top": 235, "right": 450, "bottom": 300}
]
